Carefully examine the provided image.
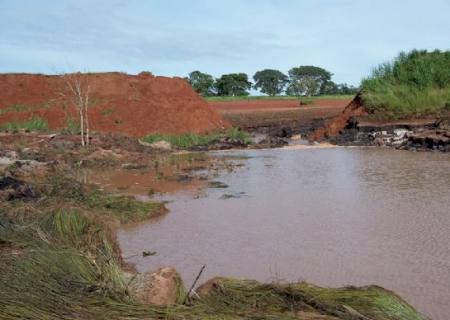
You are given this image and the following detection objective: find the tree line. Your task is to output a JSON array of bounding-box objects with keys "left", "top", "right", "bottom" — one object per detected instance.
[{"left": 185, "top": 66, "right": 359, "bottom": 97}]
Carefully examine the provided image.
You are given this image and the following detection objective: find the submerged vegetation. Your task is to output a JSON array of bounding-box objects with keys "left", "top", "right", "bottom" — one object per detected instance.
[
  {"left": 361, "top": 49, "right": 450, "bottom": 118},
  {"left": 142, "top": 128, "right": 252, "bottom": 149}
]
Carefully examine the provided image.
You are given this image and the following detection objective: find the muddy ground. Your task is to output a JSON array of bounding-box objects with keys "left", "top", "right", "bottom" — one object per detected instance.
[{"left": 209, "top": 98, "right": 351, "bottom": 137}]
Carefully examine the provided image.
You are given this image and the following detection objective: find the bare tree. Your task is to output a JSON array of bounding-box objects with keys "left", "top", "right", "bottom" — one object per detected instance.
[{"left": 61, "top": 72, "right": 91, "bottom": 146}]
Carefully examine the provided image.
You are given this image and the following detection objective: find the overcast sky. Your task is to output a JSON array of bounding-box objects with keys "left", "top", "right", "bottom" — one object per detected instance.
[{"left": 1, "top": 0, "right": 449, "bottom": 85}]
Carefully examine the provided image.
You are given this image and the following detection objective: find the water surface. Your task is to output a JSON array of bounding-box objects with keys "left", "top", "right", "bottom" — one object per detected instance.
[{"left": 118, "top": 148, "right": 450, "bottom": 320}]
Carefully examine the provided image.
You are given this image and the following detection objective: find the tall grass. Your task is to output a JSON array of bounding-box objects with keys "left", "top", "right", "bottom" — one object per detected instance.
[{"left": 361, "top": 49, "right": 450, "bottom": 118}]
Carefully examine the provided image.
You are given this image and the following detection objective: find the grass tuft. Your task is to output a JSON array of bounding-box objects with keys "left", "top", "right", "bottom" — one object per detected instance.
[{"left": 0, "top": 117, "right": 49, "bottom": 132}]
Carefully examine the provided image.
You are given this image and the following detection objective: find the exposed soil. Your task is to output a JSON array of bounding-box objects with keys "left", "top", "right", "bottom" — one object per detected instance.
[
  {"left": 209, "top": 98, "right": 350, "bottom": 113},
  {"left": 208, "top": 99, "right": 351, "bottom": 137},
  {"left": 308, "top": 94, "right": 367, "bottom": 140},
  {"left": 0, "top": 72, "right": 228, "bottom": 136}
]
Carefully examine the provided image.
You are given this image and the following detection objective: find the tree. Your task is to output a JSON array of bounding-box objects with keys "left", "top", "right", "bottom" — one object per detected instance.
[
  {"left": 253, "top": 69, "right": 288, "bottom": 96},
  {"left": 185, "top": 71, "right": 216, "bottom": 96},
  {"left": 215, "top": 73, "right": 252, "bottom": 96},
  {"left": 61, "top": 72, "right": 91, "bottom": 146},
  {"left": 287, "top": 66, "right": 332, "bottom": 96}
]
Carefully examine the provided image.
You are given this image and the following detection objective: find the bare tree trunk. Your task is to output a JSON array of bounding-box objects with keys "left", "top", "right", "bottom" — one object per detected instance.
[
  {"left": 84, "top": 85, "right": 90, "bottom": 146},
  {"left": 61, "top": 72, "right": 90, "bottom": 147}
]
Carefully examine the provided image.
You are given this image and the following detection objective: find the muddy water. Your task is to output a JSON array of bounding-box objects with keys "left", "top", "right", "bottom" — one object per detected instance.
[{"left": 118, "top": 148, "right": 450, "bottom": 320}]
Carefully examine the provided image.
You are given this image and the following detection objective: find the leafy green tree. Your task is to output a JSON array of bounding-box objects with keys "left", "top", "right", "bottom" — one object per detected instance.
[
  {"left": 320, "top": 81, "right": 359, "bottom": 95},
  {"left": 185, "top": 71, "right": 216, "bottom": 96},
  {"left": 215, "top": 73, "right": 252, "bottom": 96},
  {"left": 253, "top": 69, "right": 288, "bottom": 96},
  {"left": 287, "top": 66, "right": 332, "bottom": 96}
]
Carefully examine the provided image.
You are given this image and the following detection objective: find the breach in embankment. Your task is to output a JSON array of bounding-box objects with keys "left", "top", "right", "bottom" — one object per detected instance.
[{"left": 310, "top": 49, "right": 450, "bottom": 151}]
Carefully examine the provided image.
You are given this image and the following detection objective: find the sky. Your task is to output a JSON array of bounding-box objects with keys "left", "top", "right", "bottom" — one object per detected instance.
[{"left": 1, "top": 0, "right": 449, "bottom": 86}]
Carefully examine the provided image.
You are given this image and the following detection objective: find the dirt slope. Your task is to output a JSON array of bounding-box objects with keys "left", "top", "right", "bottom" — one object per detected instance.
[
  {"left": 308, "top": 94, "right": 367, "bottom": 140},
  {"left": 0, "top": 72, "right": 228, "bottom": 136}
]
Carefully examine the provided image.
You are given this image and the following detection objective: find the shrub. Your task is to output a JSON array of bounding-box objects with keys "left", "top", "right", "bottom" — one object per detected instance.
[{"left": 361, "top": 49, "right": 450, "bottom": 117}]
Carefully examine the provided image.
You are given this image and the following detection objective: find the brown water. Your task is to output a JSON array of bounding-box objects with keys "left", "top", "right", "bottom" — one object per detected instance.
[{"left": 118, "top": 147, "right": 450, "bottom": 320}]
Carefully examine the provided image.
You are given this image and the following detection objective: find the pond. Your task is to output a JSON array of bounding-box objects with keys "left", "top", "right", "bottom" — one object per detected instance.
[{"left": 116, "top": 147, "right": 450, "bottom": 320}]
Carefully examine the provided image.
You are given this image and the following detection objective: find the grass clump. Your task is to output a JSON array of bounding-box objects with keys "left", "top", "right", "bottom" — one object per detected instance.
[
  {"left": 225, "top": 127, "right": 252, "bottom": 144},
  {"left": 142, "top": 128, "right": 251, "bottom": 149},
  {"left": 361, "top": 49, "right": 450, "bottom": 118},
  {"left": 0, "top": 117, "right": 49, "bottom": 132},
  {"left": 196, "top": 278, "right": 425, "bottom": 320},
  {"left": 41, "top": 173, "right": 164, "bottom": 224},
  {"left": 143, "top": 132, "right": 221, "bottom": 149}
]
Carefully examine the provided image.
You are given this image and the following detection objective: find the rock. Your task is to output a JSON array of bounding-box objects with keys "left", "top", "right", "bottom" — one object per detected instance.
[
  {"left": 208, "top": 181, "right": 228, "bottom": 189},
  {"left": 276, "top": 127, "right": 293, "bottom": 138},
  {"left": 291, "top": 134, "right": 302, "bottom": 141},
  {"left": 128, "top": 267, "right": 184, "bottom": 306},
  {"left": 195, "top": 277, "right": 226, "bottom": 298},
  {"left": 0, "top": 157, "right": 15, "bottom": 166},
  {"left": 121, "top": 163, "right": 148, "bottom": 170},
  {"left": 393, "top": 128, "right": 410, "bottom": 138},
  {"left": 0, "top": 176, "right": 35, "bottom": 201},
  {"left": 50, "top": 139, "right": 76, "bottom": 149},
  {"left": 138, "top": 139, "right": 172, "bottom": 151}
]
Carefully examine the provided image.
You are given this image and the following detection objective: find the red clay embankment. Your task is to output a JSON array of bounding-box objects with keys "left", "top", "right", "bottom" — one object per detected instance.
[
  {"left": 308, "top": 94, "right": 367, "bottom": 140},
  {"left": 0, "top": 72, "right": 228, "bottom": 137}
]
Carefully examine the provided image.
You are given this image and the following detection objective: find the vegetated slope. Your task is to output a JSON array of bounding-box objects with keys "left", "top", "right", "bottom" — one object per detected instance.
[
  {"left": 361, "top": 49, "right": 450, "bottom": 117},
  {"left": 0, "top": 72, "right": 228, "bottom": 136}
]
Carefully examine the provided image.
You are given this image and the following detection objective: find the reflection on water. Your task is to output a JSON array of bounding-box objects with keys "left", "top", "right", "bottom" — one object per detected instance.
[{"left": 118, "top": 148, "right": 450, "bottom": 320}]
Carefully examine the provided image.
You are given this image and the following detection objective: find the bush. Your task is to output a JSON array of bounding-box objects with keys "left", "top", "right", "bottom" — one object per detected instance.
[{"left": 361, "top": 49, "right": 450, "bottom": 117}]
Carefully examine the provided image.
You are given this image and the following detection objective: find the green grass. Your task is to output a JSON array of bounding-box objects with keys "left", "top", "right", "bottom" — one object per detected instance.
[
  {"left": 0, "top": 117, "right": 49, "bottom": 132},
  {"left": 142, "top": 128, "right": 252, "bottom": 149},
  {"left": 205, "top": 94, "right": 355, "bottom": 102},
  {"left": 362, "top": 49, "right": 450, "bottom": 118}
]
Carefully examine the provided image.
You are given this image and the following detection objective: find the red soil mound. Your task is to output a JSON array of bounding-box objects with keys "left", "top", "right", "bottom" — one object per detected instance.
[
  {"left": 0, "top": 72, "right": 228, "bottom": 137},
  {"left": 308, "top": 94, "right": 367, "bottom": 140},
  {"left": 209, "top": 98, "right": 351, "bottom": 113}
]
